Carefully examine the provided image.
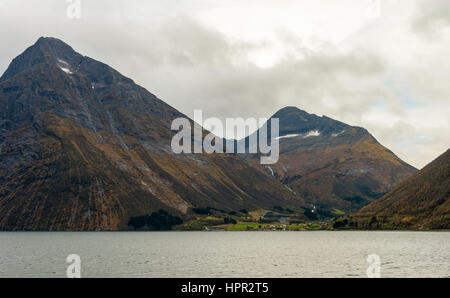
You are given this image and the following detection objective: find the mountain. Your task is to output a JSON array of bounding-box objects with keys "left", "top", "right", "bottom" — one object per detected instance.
[
  {"left": 243, "top": 106, "right": 417, "bottom": 215},
  {"left": 0, "top": 37, "right": 304, "bottom": 230},
  {"left": 344, "top": 149, "right": 449, "bottom": 230}
]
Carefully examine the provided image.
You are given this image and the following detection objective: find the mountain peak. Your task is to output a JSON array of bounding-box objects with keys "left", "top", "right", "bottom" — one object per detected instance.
[
  {"left": 270, "top": 106, "right": 350, "bottom": 136},
  {"left": 34, "top": 37, "right": 79, "bottom": 56},
  {"left": 272, "top": 106, "right": 311, "bottom": 119},
  {"left": 0, "top": 37, "right": 82, "bottom": 82}
]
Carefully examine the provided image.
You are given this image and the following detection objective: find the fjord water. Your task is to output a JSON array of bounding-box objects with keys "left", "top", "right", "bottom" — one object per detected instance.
[{"left": 0, "top": 231, "right": 449, "bottom": 278}]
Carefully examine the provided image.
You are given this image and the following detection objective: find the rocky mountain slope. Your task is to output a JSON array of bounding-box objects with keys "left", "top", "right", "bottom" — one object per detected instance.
[
  {"left": 346, "top": 149, "right": 449, "bottom": 230},
  {"left": 243, "top": 106, "right": 417, "bottom": 215},
  {"left": 0, "top": 37, "right": 304, "bottom": 230}
]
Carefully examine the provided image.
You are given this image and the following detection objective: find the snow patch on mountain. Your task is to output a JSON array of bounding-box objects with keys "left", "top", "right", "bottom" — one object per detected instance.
[
  {"left": 303, "top": 130, "right": 320, "bottom": 138},
  {"left": 332, "top": 130, "right": 345, "bottom": 137},
  {"left": 57, "top": 59, "right": 73, "bottom": 74},
  {"left": 276, "top": 134, "right": 301, "bottom": 140},
  {"left": 266, "top": 166, "right": 275, "bottom": 177}
]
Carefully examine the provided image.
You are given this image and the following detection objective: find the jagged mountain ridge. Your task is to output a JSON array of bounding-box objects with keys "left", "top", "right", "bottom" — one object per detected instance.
[
  {"left": 243, "top": 106, "right": 418, "bottom": 214},
  {"left": 0, "top": 37, "right": 304, "bottom": 230}
]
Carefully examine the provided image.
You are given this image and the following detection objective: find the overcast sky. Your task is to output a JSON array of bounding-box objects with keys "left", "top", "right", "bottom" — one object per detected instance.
[{"left": 0, "top": 0, "right": 449, "bottom": 168}]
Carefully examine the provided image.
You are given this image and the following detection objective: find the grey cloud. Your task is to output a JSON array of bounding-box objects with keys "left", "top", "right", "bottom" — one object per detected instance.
[{"left": 412, "top": 0, "right": 450, "bottom": 33}]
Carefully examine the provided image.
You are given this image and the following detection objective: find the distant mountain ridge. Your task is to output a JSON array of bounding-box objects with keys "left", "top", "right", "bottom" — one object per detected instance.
[{"left": 242, "top": 106, "right": 417, "bottom": 215}]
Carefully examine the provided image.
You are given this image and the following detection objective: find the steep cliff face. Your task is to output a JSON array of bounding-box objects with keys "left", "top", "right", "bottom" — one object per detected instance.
[
  {"left": 243, "top": 107, "right": 417, "bottom": 214},
  {"left": 351, "top": 149, "right": 450, "bottom": 229},
  {"left": 0, "top": 37, "right": 304, "bottom": 230}
]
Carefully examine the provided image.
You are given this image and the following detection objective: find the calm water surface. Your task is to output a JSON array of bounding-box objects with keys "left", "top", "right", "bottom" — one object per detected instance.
[{"left": 0, "top": 231, "right": 449, "bottom": 278}]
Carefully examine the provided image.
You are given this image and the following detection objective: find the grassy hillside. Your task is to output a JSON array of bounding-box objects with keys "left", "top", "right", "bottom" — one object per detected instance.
[{"left": 335, "top": 149, "right": 450, "bottom": 230}]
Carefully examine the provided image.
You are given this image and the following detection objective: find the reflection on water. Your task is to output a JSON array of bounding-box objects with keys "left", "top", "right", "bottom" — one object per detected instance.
[{"left": 0, "top": 231, "right": 449, "bottom": 278}]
